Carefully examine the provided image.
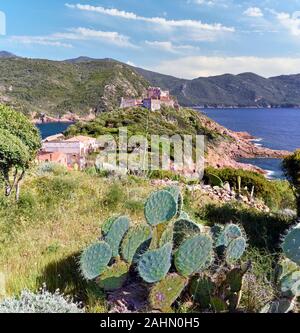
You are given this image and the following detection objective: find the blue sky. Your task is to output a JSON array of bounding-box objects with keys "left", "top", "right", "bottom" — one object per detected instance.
[{"left": 1, "top": 0, "right": 300, "bottom": 78}]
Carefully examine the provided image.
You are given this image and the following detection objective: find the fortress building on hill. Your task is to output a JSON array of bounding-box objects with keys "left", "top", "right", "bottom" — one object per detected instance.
[{"left": 120, "top": 87, "right": 178, "bottom": 111}]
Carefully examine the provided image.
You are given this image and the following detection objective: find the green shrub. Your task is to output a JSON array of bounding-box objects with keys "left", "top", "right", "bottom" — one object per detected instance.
[
  {"left": 148, "top": 170, "right": 184, "bottom": 182},
  {"left": 103, "top": 183, "right": 124, "bottom": 208},
  {"left": 35, "top": 162, "right": 68, "bottom": 177},
  {"left": 36, "top": 177, "right": 77, "bottom": 205},
  {"left": 204, "top": 167, "right": 281, "bottom": 209},
  {"left": 283, "top": 150, "right": 300, "bottom": 216},
  {"left": 273, "top": 180, "right": 296, "bottom": 211}
]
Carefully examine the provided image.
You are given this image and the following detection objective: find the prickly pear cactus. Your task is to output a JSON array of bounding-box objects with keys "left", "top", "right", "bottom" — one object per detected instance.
[
  {"left": 175, "top": 234, "right": 213, "bottom": 277},
  {"left": 121, "top": 225, "right": 152, "bottom": 264},
  {"left": 138, "top": 243, "right": 172, "bottom": 283},
  {"left": 280, "top": 271, "right": 300, "bottom": 297},
  {"left": 97, "top": 260, "right": 130, "bottom": 291},
  {"left": 159, "top": 224, "right": 174, "bottom": 247},
  {"left": 225, "top": 268, "right": 245, "bottom": 293},
  {"left": 165, "top": 185, "right": 183, "bottom": 214},
  {"left": 277, "top": 258, "right": 299, "bottom": 281},
  {"left": 80, "top": 242, "right": 112, "bottom": 280},
  {"left": 173, "top": 219, "right": 201, "bottom": 247},
  {"left": 222, "top": 224, "right": 243, "bottom": 247},
  {"left": 189, "top": 275, "right": 215, "bottom": 309},
  {"left": 261, "top": 299, "right": 295, "bottom": 313},
  {"left": 105, "top": 216, "right": 130, "bottom": 257},
  {"left": 149, "top": 274, "right": 187, "bottom": 312},
  {"left": 144, "top": 190, "right": 177, "bottom": 226},
  {"left": 282, "top": 224, "right": 300, "bottom": 265},
  {"left": 225, "top": 237, "right": 247, "bottom": 265},
  {"left": 101, "top": 216, "right": 118, "bottom": 236}
]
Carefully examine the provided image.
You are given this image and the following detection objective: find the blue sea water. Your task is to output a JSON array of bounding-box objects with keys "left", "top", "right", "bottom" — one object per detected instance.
[
  {"left": 36, "top": 122, "right": 72, "bottom": 139},
  {"left": 198, "top": 108, "right": 300, "bottom": 179}
]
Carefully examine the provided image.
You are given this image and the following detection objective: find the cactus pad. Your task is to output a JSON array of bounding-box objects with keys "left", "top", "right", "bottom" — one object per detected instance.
[
  {"left": 97, "top": 260, "right": 130, "bottom": 291},
  {"left": 137, "top": 243, "right": 172, "bottom": 283},
  {"left": 223, "top": 224, "right": 243, "bottom": 247},
  {"left": 80, "top": 242, "right": 112, "bottom": 280},
  {"left": 105, "top": 216, "right": 130, "bottom": 257},
  {"left": 175, "top": 235, "right": 213, "bottom": 277},
  {"left": 261, "top": 299, "right": 295, "bottom": 313},
  {"left": 121, "top": 225, "right": 152, "bottom": 264},
  {"left": 277, "top": 259, "right": 299, "bottom": 282},
  {"left": 101, "top": 216, "right": 117, "bottom": 236},
  {"left": 282, "top": 225, "right": 300, "bottom": 265},
  {"left": 225, "top": 237, "right": 247, "bottom": 264},
  {"left": 159, "top": 224, "right": 174, "bottom": 247},
  {"left": 189, "top": 275, "right": 215, "bottom": 309},
  {"left": 280, "top": 271, "right": 300, "bottom": 297},
  {"left": 144, "top": 190, "right": 177, "bottom": 226},
  {"left": 149, "top": 274, "right": 187, "bottom": 312},
  {"left": 226, "top": 268, "right": 244, "bottom": 293},
  {"left": 173, "top": 219, "right": 201, "bottom": 247},
  {"left": 165, "top": 185, "right": 183, "bottom": 214}
]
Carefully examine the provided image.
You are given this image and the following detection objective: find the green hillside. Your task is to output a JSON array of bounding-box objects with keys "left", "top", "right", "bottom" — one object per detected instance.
[{"left": 0, "top": 58, "right": 148, "bottom": 118}]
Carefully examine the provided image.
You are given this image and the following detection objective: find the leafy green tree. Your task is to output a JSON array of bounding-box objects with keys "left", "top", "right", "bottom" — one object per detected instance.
[
  {"left": 283, "top": 150, "right": 300, "bottom": 218},
  {"left": 0, "top": 105, "right": 41, "bottom": 200}
]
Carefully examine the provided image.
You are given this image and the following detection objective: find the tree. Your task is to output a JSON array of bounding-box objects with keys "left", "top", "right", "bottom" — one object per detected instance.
[
  {"left": 0, "top": 105, "right": 41, "bottom": 200},
  {"left": 283, "top": 150, "right": 300, "bottom": 218}
]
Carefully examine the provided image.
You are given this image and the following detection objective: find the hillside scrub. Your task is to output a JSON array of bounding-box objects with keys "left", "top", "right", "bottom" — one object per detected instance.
[
  {"left": 204, "top": 167, "right": 295, "bottom": 210},
  {"left": 0, "top": 168, "right": 295, "bottom": 312},
  {"left": 283, "top": 150, "right": 300, "bottom": 217},
  {"left": 0, "top": 58, "right": 148, "bottom": 116}
]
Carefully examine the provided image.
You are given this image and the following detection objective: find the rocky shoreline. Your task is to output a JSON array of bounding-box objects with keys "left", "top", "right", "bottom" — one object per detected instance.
[
  {"left": 198, "top": 112, "right": 290, "bottom": 174},
  {"left": 32, "top": 112, "right": 96, "bottom": 124},
  {"left": 32, "top": 108, "right": 291, "bottom": 176}
]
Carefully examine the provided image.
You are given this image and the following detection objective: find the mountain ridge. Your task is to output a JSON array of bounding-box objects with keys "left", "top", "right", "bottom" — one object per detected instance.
[{"left": 1, "top": 51, "right": 300, "bottom": 115}]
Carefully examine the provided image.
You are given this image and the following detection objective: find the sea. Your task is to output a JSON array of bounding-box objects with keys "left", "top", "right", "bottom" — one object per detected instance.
[
  {"left": 37, "top": 122, "right": 72, "bottom": 140},
  {"left": 199, "top": 108, "right": 300, "bottom": 179},
  {"left": 36, "top": 108, "right": 300, "bottom": 179}
]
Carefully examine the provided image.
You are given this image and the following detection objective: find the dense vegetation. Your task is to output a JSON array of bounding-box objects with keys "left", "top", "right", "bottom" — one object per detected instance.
[
  {"left": 204, "top": 167, "right": 295, "bottom": 210},
  {"left": 0, "top": 167, "right": 295, "bottom": 313},
  {"left": 65, "top": 106, "right": 227, "bottom": 154},
  {"left": 0, "top": 58, "right": 148, "bottom": 117},
  {"left": 2, "top": 53, "right": 300, "bottom": 119},
  {"left": 283, "top": 150, "right": 300, "bottom": 216}
]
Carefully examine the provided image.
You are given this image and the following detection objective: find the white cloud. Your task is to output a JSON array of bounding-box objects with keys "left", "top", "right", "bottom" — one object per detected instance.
[
  {"left": 10, "top": 27, "right": 135, "bottom": 49},
  {"left": 145, "top": 40, "right": 199, "bottom": 54},
  {"left": 151, "top": 56, "right": 300, "bottom": 79},
  {"left": 54, "top": 27, "right": 135, "bottom": 47},
  {"left": 275, "top": 11, "right": 300, "bottom": 36},
  {"left": 193, "top": 0, "right": 216, "bottom": 5},
  {"left": 10, "top": 36, "right": 73, "bottom": 48},
  {"left": 244, "top": 7, "right": 264, "bottom": 18},
  {"left": 65, "top": 3, "right": 235, "bottom": 41}
]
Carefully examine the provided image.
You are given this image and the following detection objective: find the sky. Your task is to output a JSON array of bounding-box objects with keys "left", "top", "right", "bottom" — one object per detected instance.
[{"left": 1, "top": 0, "right": 300, "bottom": 78}]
